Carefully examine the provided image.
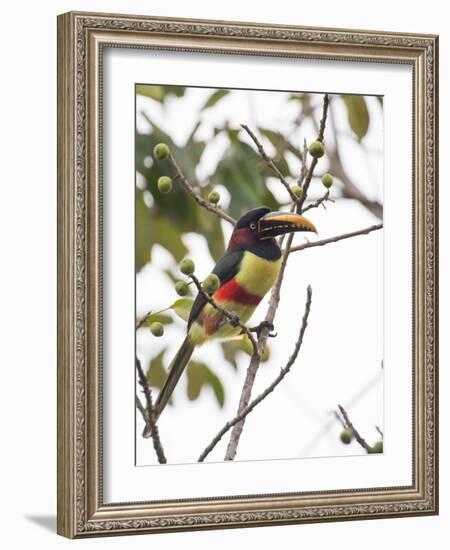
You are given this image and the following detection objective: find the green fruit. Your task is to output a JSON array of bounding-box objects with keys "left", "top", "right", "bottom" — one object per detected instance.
[
  {"left": 308, "top": 140, "right": 325, "bottom": 159},
  {"left": 208, "top": 190, "right": 220, "bottom": 204},
  {"left": 370, "top": 441, "right": 383, "bottom": 454},
  {"left": 153, "top": 143, "right": 170, "bottom": 160},
  {"left": 261, "top": 344, "right": 270, "bottom": 362},
  {"left": 291, "top": 185, "right": 304, "bottom": 198},
  {"left": 150, "top": 322, "right": 164, "bottom": 337},
  {"left": 175, "top": 281, "right": 189, "bottom": 296},
  {"left": 340, "top": 429, "right": 353, "bottom": 445},
  {"left": 241, "top": 334, "right": 270, "bottom": 361},
  {"left": 157, "top": 176, "right": 172, "bottom": 194},
  {"left": 321, "top": 173, "right": 333, "bottom": 189},
  {"left": 179, "top": 258, "right": 195, "bottom": 275},
  {"left": 202, "top": 273, "right": 220, "bottom": 293}
]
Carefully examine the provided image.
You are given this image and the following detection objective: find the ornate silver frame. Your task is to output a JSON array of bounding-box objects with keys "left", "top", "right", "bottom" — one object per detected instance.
[{"left": 57, "top": 11, "right": 438, "bottom": 538}]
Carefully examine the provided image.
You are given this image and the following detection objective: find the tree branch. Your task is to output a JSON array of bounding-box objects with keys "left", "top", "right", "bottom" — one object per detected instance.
[
  {"left": 168, "top": 152, "right": 236, "bottom": 225},
  {"left": 224, "top": 93, "right": 330, "bottom": 461},
  {"left": 240, "top": 124, "right": 300, "bottom": 204},
  {"left": 288, "top": 223, "right": 383, "bottom": 254},
  {"left": 199, "top": 286, "right": 312, "bottom": 462},
  {"left": 188, "top": 274, "right": 259, "bottom": 356},
  {"left": 301, "top": 190, "right": 333, "bottom": 213},
  {"left": 296, "top": 93, "right": 329, "bottom": 211},
  {"left": 338, "top": 404, "right": 372, "bottom": 453},
  {"left": 135, "top": 357, "right": 167, "bottom": 463}
]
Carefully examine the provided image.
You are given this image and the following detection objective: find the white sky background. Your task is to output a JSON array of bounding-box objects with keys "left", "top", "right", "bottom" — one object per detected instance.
[{"left": 136, "top": 88, "right": 383, "bottom": 466}]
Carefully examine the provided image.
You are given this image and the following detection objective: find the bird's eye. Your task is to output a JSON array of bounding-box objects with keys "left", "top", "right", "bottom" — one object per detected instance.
[{"left": 250, "top": 223, "right": 256, "bottom": 230}]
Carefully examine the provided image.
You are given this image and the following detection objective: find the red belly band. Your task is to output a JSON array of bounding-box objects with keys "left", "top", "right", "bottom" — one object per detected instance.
[{"left": 213, "top": 278, "right": 262, "bottom": 306}]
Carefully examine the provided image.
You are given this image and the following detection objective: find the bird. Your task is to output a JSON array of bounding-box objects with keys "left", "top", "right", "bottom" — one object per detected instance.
[{"left": 144, "top": 206, "right": 316, "bottom": 435}]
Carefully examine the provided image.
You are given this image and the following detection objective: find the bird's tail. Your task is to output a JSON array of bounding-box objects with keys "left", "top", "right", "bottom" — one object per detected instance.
[{"left": 142, "top": 335, "right": 195, "bottom": 438}]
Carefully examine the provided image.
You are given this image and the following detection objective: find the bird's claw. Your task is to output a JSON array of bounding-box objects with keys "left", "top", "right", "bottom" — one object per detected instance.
[
  {"left": 250, "top": 321, "right": 276, "bottom": 338},
  {"left": 229, "top": 314, "right": 240, "bottom": 327}
]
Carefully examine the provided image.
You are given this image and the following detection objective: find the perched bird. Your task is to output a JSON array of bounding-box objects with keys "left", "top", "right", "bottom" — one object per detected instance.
[{"left": 145, "top": 206, "right": 316, "bottom": 434}]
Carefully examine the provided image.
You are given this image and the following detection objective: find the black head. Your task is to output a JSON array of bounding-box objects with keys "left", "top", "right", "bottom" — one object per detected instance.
[
  {"left": 228, "top": 207, "right": 317, "bottom": 258},
  {"left": 235, "top": 207, "right": 271, "bottom": 230}
]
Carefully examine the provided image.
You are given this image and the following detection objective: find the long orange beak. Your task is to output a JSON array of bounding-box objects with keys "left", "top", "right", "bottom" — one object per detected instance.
[{"left": 257, "top": 211, "right": 317, "bottom": 239}]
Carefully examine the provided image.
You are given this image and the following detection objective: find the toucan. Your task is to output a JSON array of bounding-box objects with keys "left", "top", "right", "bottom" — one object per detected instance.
[{"left": 146, "top": 207, "right": 317, "bottom": 433}]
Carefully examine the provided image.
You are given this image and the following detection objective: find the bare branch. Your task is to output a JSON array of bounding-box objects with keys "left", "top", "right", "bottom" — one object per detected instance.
[
  {"left": 136, "top": 395, "right": 149, "bottom": 422},
  {"left": 376, "top": 425, "right": 384, "bottom": 438},
  {"left": 301, "top": 190, "right": 334, "bottom": 214},
  {"left": 199, "top": 286, "right": 313, "bottom": 462},
  {"left": 168, "top": 153, "right": 236, "bottom": 225},
  {"left": 188, "top": 274, "right": 259, "bottom": 356},
  {"left": 297, "top": 139, "right": 309, "bottom": 186},
  {"left": 240, "top": 124, "right": 299, "bottom": 204},
  {"left": 296, "top": 93, "right": 329, "bottom": 211},
  {"left": 288, "top": 223, "right": 383, "bottom": 254},
  {"left": 135, "top": 357, "right": 167, "bottom": 463},
  {"left": 338, "top": 404, "right": 372, "bottom": 453}
]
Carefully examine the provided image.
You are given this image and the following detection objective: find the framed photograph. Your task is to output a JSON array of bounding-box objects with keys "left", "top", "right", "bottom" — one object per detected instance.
[{"left": 57, "top": 11, "right": 438, "bottom": 538}]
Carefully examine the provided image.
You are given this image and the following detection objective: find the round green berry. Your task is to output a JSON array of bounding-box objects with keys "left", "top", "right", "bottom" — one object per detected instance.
[
  {"left": 153, "top": 143, "right": 170, "bottom": 160},
  {"left": 308, "top": 140, "right": 325, "bottom": 159},
  {"left": 208, "top": 190, "right": 220, "bottom": 204},
  {"left": 321, "top": 173, "right": 334, "bottom": 189},
  {"left": 157, "top": 176, "right": 172, "bottom": 194},
  {"left": 291, "top": 185, "right": 303, "bottom": 198},
  {"left": 175, "top": 281, "right": 189, "bottom": 296},
  {"left": 150, "top": 322, "right": 164, "bottom": 337},
  {"left": 370, "top": 441, "right": 383, "bottom": 454},
  {"left": 179, "top": 258, "right": 195, "bottom": 275},
  {"left": 202, "top": 273, "right": 220, "bottom": 294},
  {"left": 340, "top": 429, "right": 353, "bottom": 445}
]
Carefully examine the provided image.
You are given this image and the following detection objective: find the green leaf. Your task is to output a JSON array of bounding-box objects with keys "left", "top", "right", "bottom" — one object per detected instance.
[
  {"left": 146, "top": 350, "right": 169, "bottom": 396},
  {"left": 258, "top": 129, "right": 293, "bottom": 176},
  {"left": 136, "top": 85, "right": 165, "bottom": 102},
  {"left": 186, "top": 361, "right": 225, "bottom": 407},
  {"left": 220, "top": 341, "right": 242, "bottom": 370},
  {"left": 342, "top": 95, "right": 370, "bottom": 141},
  {"left": 196, "top": 207, "right": 226, "bottom": 262},
  {"left": 140, "top": 312, "right": 173, "bottom": 327},
  {"left": 135, "top": 189, "right": 188, "bottom": 271},
  {"left": 210, "top": 140, "right": 279, "bottom": 218},
  {"left": 136, "top": 84, "right": 186, "bottom": 102},
  {"left": 201, "top": 89, "right": 230, "bottom": 110},
  {"left": 170, "top": 298, "right": 194, "bottom": 322}
]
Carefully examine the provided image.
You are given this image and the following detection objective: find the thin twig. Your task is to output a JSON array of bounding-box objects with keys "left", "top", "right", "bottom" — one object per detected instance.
[
  {"left": 135, "top": 357, "right": 167, "bottom": 463},
  {"left": 288, "top": 223, "right": 383, "bottom": 254},
  {"left": 168, "top": 152, "right": 236, "bottom": 225},
  {"left": 240, "top": 124, "right": 299, "bottom": 204},
  {"left": 136, "top": 395, "right": 148, "bottom": 420},
  {"left": 296, "top": 94, "right": 329, "bottom": 211},
  {"left": 188, "top": 274, "right": 259, "bottom": 356},
  {"left": 301, "top": 190, "right": 333, "bottom": 213},
  {"left": 199, "top": 286, "right": 313, "bottom": 462},
  {"left": 297, "top": 139, "right": 309, "bottom": 186},
  {"left": 224, "top": 93, "right": 330, "bottom": 461},
  {"left": 338, "top": 404, "right": 372, "bottom": 453},
  {"left": 136, "top": 310, "right": 154, "bottom": 330},
  {"left": 376, "top": 425, "right": 384, "bottom": 438}
]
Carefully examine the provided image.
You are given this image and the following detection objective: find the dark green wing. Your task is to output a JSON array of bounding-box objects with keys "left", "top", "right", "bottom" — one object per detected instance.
[{"left": 187, "top": 248, "right": 244, "bottom": 330}]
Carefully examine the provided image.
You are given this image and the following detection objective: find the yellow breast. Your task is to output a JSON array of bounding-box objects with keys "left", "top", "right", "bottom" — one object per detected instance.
[{"left": 235, "top": 251, "right": 282, "bottom": 297}]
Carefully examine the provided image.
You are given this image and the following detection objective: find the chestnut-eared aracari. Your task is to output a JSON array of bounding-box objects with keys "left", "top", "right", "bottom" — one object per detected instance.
[{"left": 147, "top": 207, "right": 316, "bottom": 433}]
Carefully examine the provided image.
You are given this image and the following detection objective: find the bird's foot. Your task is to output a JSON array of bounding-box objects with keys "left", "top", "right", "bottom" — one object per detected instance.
[
  {"left": 250, "top": 321, "right": 277, "bottom": 338},
  {"left": 229, "top": 313, "right": 241, "bottom": 327}
]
